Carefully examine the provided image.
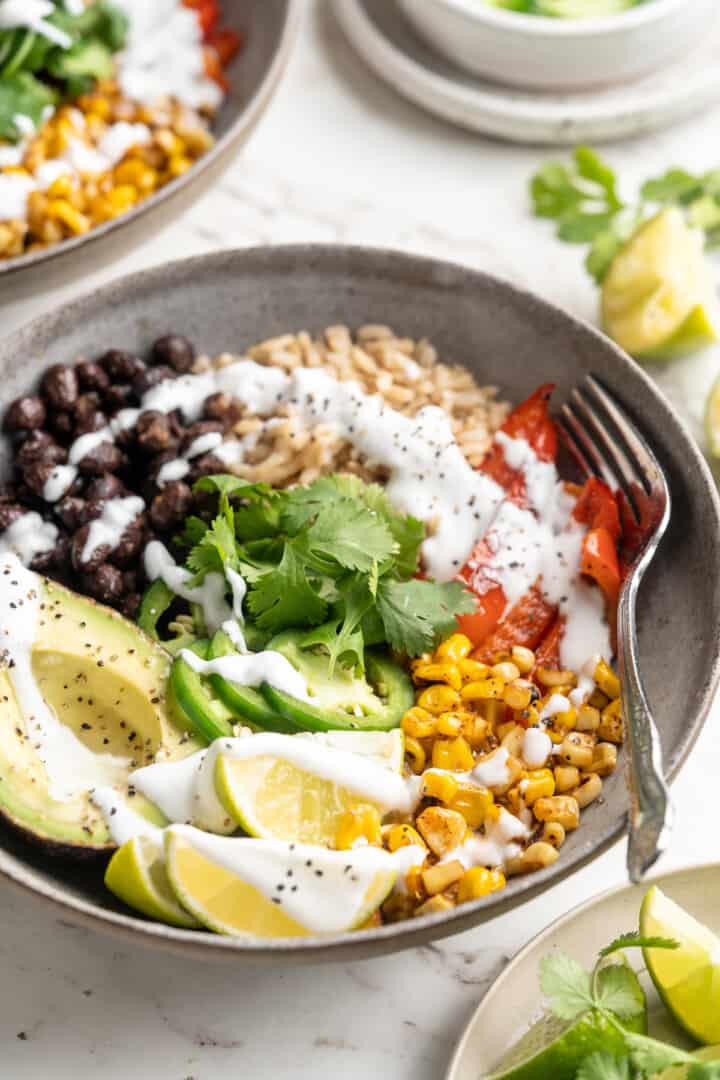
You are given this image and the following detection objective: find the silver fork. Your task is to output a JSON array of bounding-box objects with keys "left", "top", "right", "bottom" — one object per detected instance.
[{"left": 557, "top": 374, "right": 673, "bottom": 883}]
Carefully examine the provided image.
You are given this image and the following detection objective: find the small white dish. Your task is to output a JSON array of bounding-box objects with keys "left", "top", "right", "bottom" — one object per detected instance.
[
  {"left": 446, "top": 862, "right": 720, "bottom": 1079},
  {"left": 336, "top": 0, "right": 720, "bottom": 144},
  {"left": 398, "top": 0, "right": 717, "bottom": 92}
]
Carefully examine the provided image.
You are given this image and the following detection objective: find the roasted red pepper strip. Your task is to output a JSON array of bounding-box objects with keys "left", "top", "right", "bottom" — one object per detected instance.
[
  {"left": 471, "top": 584, "right": 557, "bottom": 663},
  {"left": 581, "top": 526, "right": 621, "bottom": 621},
  {"left": 479, "top": 383, "right": 558, "bottom": 498},
  {"left": 534, "top": 616, "right": 565, "bottom": 670},
  {"left": 573, "top": 477, "right": 621, "bottom": 543},
  {"left": 456, "top": 585, "right": 506, "bottom": 650},
  {"left": 183, "top": 0, "right": 220, "bottom": 38},
  {"left": 207, "top": 28, "right": 244, "bottom": 66}
]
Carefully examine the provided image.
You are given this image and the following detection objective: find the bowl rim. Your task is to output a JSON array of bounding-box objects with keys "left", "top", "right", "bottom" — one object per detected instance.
[
  {"left": 425, "top": 0, "right": 687, "bottom": 37},
  {"left": 445, "top": 858, "right": 720, "bottom": 1079},
  {"left": 0, "top": 0, "right": 303, "bottom": 280},
  {"left": 0, "top": 242, "right": 718, "bottom": 961}
]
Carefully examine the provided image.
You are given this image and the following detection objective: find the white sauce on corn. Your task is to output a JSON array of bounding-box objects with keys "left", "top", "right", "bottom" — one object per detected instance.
[
  {"left": 539, "top": 693, "right": 572, "bottom": 721},
  {"left": 81, "top": 495, "right": 145, "bottom": 563},
  {"left": 441, "top": 808, "right": 531, "bottom": 871},
  {"left": 0, "top": 556, "right": 130, "bottom": 801},
  {"left": 0, "top": 512, "right": 57, "bottom": 565},
  {"left": 522, "top": 728, "right": 552, "bottom": 769}
]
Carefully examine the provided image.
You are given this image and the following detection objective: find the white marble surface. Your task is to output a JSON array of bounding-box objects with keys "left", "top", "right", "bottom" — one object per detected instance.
[{"left": 2, "top": 3, "right": 720, "bottom": 1078}]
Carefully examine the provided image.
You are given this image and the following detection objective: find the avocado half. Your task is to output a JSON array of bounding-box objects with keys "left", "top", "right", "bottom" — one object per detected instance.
[{"left": 0, "top": 575, "right": 199, "bottom": 857}]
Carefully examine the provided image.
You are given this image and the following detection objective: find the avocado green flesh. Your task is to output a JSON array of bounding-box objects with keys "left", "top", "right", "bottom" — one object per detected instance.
[{"left": 0, "top": 578, "right": 198, "bottom": 853}]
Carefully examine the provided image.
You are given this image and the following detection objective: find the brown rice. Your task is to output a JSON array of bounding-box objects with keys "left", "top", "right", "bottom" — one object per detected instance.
[{"left": 194, "top": 324, "right": 509, "bottom": 488}]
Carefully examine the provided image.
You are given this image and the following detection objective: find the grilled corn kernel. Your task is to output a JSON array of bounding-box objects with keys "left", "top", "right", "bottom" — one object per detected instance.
[
  {"left": 503, "top": 680, "right": 533, "bottom": 711},
  {"left": 458, "top": 658, "right": 491, "bottom": 683},
  {"left": 435, "top": 711, "right": 464, "bottom": 737},
  {"left": 46, "top": 175, "right": 74, "bottom": 200},
  {"left": 522, "top": 768, "right": 555, "bottom": 805},
  {"left": 461, "top": 714, "right": 490, "bottom": 749},
  {"left": 553, "top": 765, "right": 580, "bottom": 793},
  {"left": 588, "top": 688, "right": 609, "bottom": 711},
  {"left": 516, "top": 841, "right": 560, "bottom": 873},
  {"left": 594, "top": 659, "right": 620, "bottom": 700},
  {"left": 47, "top": 199, "right": 90, "bottom": 234},
  {"left": 423, "top": 770, "right": 460, "bottom": 804},
  {"left": 559, "top": 733, "right": 595, "bottom": 770},
  {"left": 405, "top": 864, "right": 425, "bottom": 900},
  {"left": 404, "top": 736, "right": 426, "bottom": 774},
  {"left": 412, "top": 661, "right": 462, "bottom": 690},
  {"left": 422, "top": 859, "right": 465, "bottom": 896},
  {"left": 401, "top": 706, "right": 436, "bottom": 739},
  {"left": 542, "top": 822, "right": 566, "bottom": 848},
  {"left": 536, "top": 667, "right": 577, "bottom": 688},
  {"left": 447, "top": 785, "right": 494, "bottom": 828},
  {"left": 417, "top": 685, "right": 461, "bottom": 715},
  {"left": 435, "top": 633, "right": 472, "bottom": 662},
  {"left": 461, "top": 676, "right": 505, "bottom": 702},
  {"left": 511, "top": 645, "right": 535, "bottom": 674},
  {"left": 554, "top": 705, "right": 578, "bottom": 730},
  {"left": 335, "top": 806, "right": 382, "bottom": 850},
  {"left": 431, "top": 736, "right": 475, "bottom": 772},
  {"left": 107, "top": 184, "right": 138, "bottom": 213},
  {"left": 599, "top": 699, "right": 624, "bottom": 744},
  {"left": 495, "top": 719, "right": 516, "bottom": 742},
  {"left": 386, "top": 824, "right": 426, "bottom": 853},
  {"left": 114, "top": 158, "right": 157, "bottom": 193},
  {"left": 591, "top": 742, "right": 618, "bottom": 777},
  {"left": 168, "top": 154, "right": 192, "bottom": 177},
  {"left": 415, "top": 894, "right": 455, "bottom": 916},
  {"left": 573, "top": 773, "right": 603, "bottom": 809},
  {"left": 533, "top": 795, "right": 580, "bottom": 830},
  {"left": 576, "top": 704, "right": 601, "bottom": 733},
  {"left": 492, "top": 661, "right": 521, "bottom": 682},
  {"left": 457, "top": 866, "right": 506, "bottom": 903},
  {"left": 500, "top": 724, "right": 525, "bottom": 758},
  {"left": 416, "top": 806, "right": 467, "bottom": 857}
]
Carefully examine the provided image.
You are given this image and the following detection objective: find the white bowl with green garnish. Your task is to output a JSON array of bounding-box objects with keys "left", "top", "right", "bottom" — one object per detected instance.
[{"left": 397, "top": 0, "right": 717, "bottom": 92}]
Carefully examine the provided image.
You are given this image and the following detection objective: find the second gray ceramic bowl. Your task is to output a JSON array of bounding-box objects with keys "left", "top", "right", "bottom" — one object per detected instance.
[{"left": 0, "top": 245, "right": 718, "bottom": 963}]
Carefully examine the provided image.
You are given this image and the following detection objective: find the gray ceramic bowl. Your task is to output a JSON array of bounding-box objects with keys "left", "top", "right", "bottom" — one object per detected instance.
[
  {"left": 0, "top": 245, "right": 718, "bottom": 963},
  {"left": 0, "top": 0, "right": 300, "bottom": 301}
]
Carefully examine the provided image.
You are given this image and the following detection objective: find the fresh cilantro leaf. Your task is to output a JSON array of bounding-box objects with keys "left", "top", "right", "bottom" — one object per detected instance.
[
  {"left": 281, "top": 476, "right": 347, "bottom": 533},
  {"left": 688, "top": 194, "right": 720, "bottom": 234},
  {"left": 538, "top": 952, "right": 594, "bottom": 1021},
  {"left": 305, "top": 499, "right": 396, "bottom": 574},
  {"left": 641, "top": 168, "right": 704, "bottom": 206},
  {"left": 688, "top": 1063, "right": 720, "bottom": 1079},
  {"left": 357, "top": 483, "right": 425, "bottom": 577},
  {"left": 575, "top": 1052, "right": 630, "bottom": 1080},
  {"left": 599, "top": 932, "right": 679, "bottom": 958},
  {"left": 0, "top": 72, "right": 57, "bottom": 142},
  {"left": 376, "top": 579, "right": 477, "bottom": 657},
  {"left": 176, "top": 515, "right": 208, "bottom": 548},
  {"left": 246, "top": 541, "right": 327, "bottom": 632},
  {"left": 594, "top": 964, "right": 645, "bottom": 1021},
  {"left": 574, "top": 146, "right": 623, "bottom": 211},
  {"left": 186, "top": 513, "right": 238, "bottom": 582},
  {"left": 625, "top": 1033, "right": 695, "bottom": 1074},
  {"left": 531, "top": 162, "right": 586, "bottom": 220},
  {"left": 194, "top": 475, "right": 272, "bottom": 500}
]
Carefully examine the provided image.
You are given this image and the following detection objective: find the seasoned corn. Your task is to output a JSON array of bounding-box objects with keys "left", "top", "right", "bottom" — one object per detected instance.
[
  {"left": 423, "top": 770, "right": 460, "bottom": 804},
  {"left": 522, "top": 768, "right": 555, "bottom": 805},
  {"left": 599, "top": 699, "right": 624, "bottom": 744},
  {"left": 435, "top": 633, "right": 472, "bottom": 661},
  {"left": 431, "top": 736, "right": 475, "bottom": 772},
  {"left": 335, "top": 806, "right": 382, "bottom": 850},
  {"left": 417, "top": 684, "right": 461, "bottom": 715},
  {"left": 447, "top": 785, "right": 494, "bottom": 828},
  {"left": 533, "top": 796, "right": 580, "bottom": 831},
  {"left": 416, "top": 806, "right": 467, "bottom": 857},
  {"left": 422, "top": 859, "right": 465, "bottom": 896},
  {"left": 458, "top": 867, "right": 506, "bottom": 903},
  {"left": 385, "top": 824, "right": 427, "bottom": 853}
]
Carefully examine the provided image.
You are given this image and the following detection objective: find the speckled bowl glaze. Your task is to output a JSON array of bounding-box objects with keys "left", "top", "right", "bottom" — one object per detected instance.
[
  {"left": 0, "top": 245, "right": 718, "bottom": 963},
  {"left": 0, "top": 0, "right": 300, "bottom": 299}
]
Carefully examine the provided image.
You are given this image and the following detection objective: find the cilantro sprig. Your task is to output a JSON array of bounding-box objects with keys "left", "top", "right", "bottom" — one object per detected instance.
[
  {"left": 535, "top": 933, "right": 720, "bottom": 1079},
  {"left": 530, "top": 146, "right": 720, "bottom": 284},
  {"left": 182, "top": 473, "right": 475, "bottom": 668}
]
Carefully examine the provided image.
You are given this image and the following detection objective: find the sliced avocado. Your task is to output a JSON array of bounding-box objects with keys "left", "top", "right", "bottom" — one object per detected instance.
[
  {"left": 0, "top": 576, "right": 200, "bottom": 856},
  {"left": 206, "top": 630, "right": 296, "bottom": 734},
  {"left": 260, "top": 631, "right": 414, "bottom": 733}
]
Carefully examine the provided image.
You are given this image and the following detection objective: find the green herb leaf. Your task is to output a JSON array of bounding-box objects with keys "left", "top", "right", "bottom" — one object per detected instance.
[
  {"left": 0, "top": 72, "right": 57, "bottom": 142},
  {"left": 305, "top": 499, "right": 396, "bottom": 574},
  {"left": 688, "top": 1063, "right": 720, "bottom": 1079},
  {"left": 641, "top": 168, "right": 704, "bottom": 206},
  {"left": 246, "top": 542, "right": 327, "bottom": 632},
  {"left": 186, "top": 513, "right": 239, "bottom": 582},
  {"left": 538, "top": 952, "right": 594, "bottom": 1021},
  {"left": 599, "top": 932, "right": 679, "bottom": 958},
  {"left": 625, "top": 1033, "right": 695, "bottom": 1074},
  {"left": 594, "top": 964, "right": 645, "bottom": 1021},
  {"left": 376, "top": 579, "right": 475, "bottom": 657},
  {"left": 575, "top": 1052, "right": 630, "bottom": 1080},
  {"left": 574, "top": 146, "right": 622, "bottom": 211}
]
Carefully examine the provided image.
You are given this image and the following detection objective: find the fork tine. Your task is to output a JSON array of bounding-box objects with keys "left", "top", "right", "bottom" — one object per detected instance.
[
  {"left": 556, "top": 415, "right": 597, "bottom": 478},
  {"left": 584, "top": 375, "right": 669, "bottom": 499},
  {"left": 559, "top": 400, "right": 623, "bottom": 492},
  {"left": 568, "top": 387, "right": 646, "bottom": 506}
]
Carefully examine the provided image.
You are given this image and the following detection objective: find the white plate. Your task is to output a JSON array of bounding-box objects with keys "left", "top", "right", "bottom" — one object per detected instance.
[
  {"left": 335, "top": 0, "right": 720, "bottom": 145},
  {"left": 446, "top": 862, "right": 720, "bottom": 1079}
]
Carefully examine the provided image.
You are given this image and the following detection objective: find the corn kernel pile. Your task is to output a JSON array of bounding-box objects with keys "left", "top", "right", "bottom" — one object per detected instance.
[
  {"left": 0, "top": 82, "right": 214, "bottom": 259},
  {"left": 336, "top": 632, "right": 623, "bottom": 924}
]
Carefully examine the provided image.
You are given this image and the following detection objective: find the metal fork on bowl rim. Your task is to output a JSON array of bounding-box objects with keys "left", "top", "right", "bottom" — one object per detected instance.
[{"left": 557, "top": 374, "right": 673, "bottom": 884}]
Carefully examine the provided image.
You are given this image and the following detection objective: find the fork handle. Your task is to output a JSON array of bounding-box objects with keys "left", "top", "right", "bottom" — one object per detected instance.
[{"left": 618, "top": 574, "right": 675, "bottom": 883}]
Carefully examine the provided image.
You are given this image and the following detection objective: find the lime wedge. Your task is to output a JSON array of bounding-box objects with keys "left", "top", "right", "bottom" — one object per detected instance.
[
  {"left": 651, "top": 1045, "right": 720, "bottom": 1079},
  {"left": 705, "top": 374, "right": 720, "bottom": 458},
  {"left": 165, "top": 827, "right": 396, "bottom": 937},
  {"left": 104, "top": 835, "right": 200, "bottom": 929},
  {"left": 601, "top": 208, "right": 720, "bottom": 360},
  {"left": 488, "top": 1006, "right": 642, "bottom": 1080},
  {"left": 641, "top": 885, "right": 720, "bottom": 1044},
  {"left": 214, "top": 730, "right": 403, "bottom": 845}
]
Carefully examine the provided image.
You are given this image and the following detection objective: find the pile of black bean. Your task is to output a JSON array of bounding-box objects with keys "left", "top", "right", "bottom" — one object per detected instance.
[{"left": 0, "top": 334, "right": 241, "bottom": 617}]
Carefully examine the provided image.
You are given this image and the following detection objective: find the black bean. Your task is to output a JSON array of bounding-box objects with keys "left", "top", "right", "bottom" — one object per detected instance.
[
  {"left": 30, "top": 549, "right": 55, "bottom": 573},
  {"left": 135, "top": 410, "right": 175, "bottom": 454},
  {"left": 55, "top": 496, "right": 86, "bottom": 531},
  {"left": 132, "top": 364, "right": 175, "bottom": 397},
  {"left": 50, "top": 533, "right": 71, "bottom": 572},
  {"left": 15, "top": 431, "right": 64, "bottom": 468},
  {"left": 4, "top": 396, "right": 46, "bottom": 432},
  {"left": 75, "top": 360, "right": 110, "bottom": 393},
  {"left": 48, "top": 410, "right": 75, "bottom": 443},
  {"left": 110, "top": 519, "right": 145, "bottom": 567},
  {"left": 203, "top": 391, "right": 241, "bottom": 425},
  {"left": 179, "top": 420, "right": 224, "bottom": 455},
  {"left": 82, "top": 563, "right": 125, "bottom": 604},
  {"left": 41, "top": 364, "right": 79, "bottom": 410},
  {"left": 149, "top": 481, "right": 193, "bottom": 532},
  {"left": 71, "top": 524, "right": 108, "bottom": 573},
  {"left": 188, "top": 453, "right": 224, "bottom": 482},
  {"left": 122, "top": 568, "right": 138, "bottom": 594},
  {"left": 151, "top": 334, "right": 196, "bottom": 373},
  {"left": 0, "top": 503, "right": 26, "bottom": 530},
  {"left": 22, "top": 460, "right": 59, "bottom": 497},
  {"left": 102, "top": 384, "right": 135, "bottom": 411},
  {"left": 77, "top": 441, "right": 124, "bottom": 476},
  {"left": 121, "top": 592, "right": 141, "bottom": 619},
  {"left": 99, "top": 349, "right": 146, "bottom": 382},
  {"left": 74, "top": 394, "right": 107, "bottom": 435},
  {"left": 85, "top": 475, "right": 124, "bottom": 501}
]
